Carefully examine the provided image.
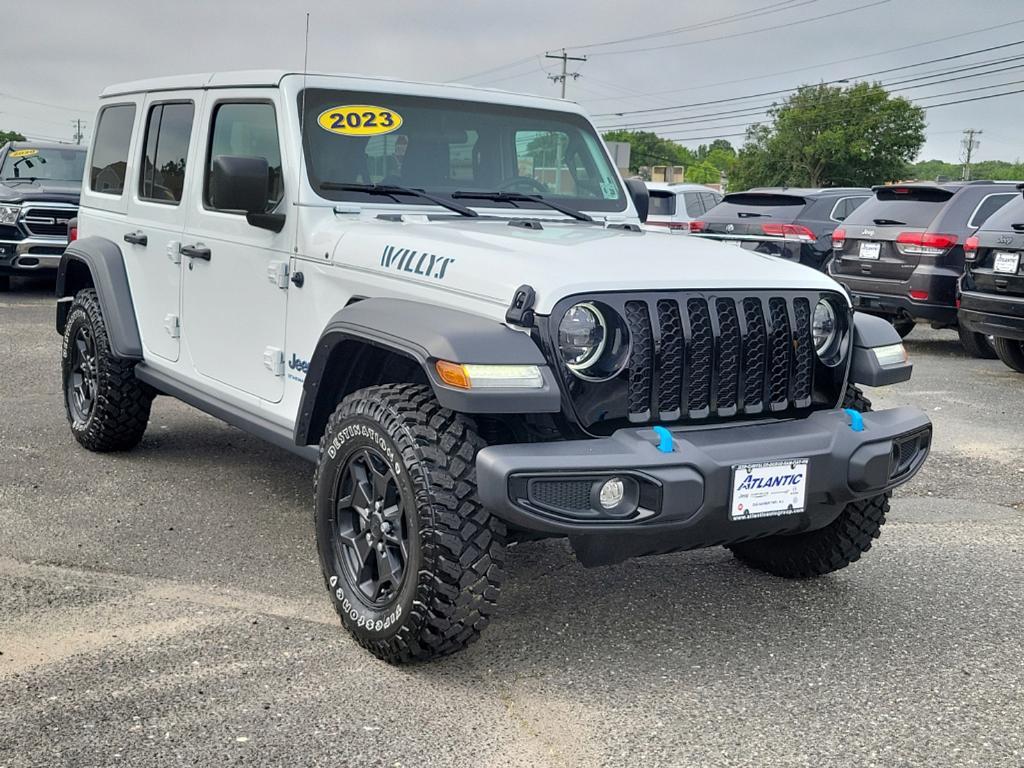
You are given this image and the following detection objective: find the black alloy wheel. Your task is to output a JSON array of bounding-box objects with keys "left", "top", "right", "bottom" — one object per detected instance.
[
  {"left": 66, "top": 324, "right": 98, "bottom": 427},
  {"left": 332, "top": 447, "right": 410, "bottom": 607}
]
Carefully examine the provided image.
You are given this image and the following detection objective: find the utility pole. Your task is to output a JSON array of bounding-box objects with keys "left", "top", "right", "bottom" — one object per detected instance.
[
  {"left": 961, "top": 128, "right": 982, "bottom": 180},
  {"left": 545, "top": 48, "right": 587, "bottom": 99},
  {"left": 71, "top": 119, "right": 85, "bottom": 145}
]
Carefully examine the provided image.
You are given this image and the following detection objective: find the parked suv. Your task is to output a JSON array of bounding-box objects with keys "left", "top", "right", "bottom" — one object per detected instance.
[
  {"left": 0, "top": 141, "right": 86, "bottom": 289},
  {"left": 56, "top": 71, "right": 930, "bottom": 662},
  {"left": 829, "top": 181, "right": 1017, "bottom": 354},
  {"left": 644, "top": 182, "right": 721, "bottom": 233},
  {"left": 959, "top": 187, "right": 1024, "bottom": 373},
  {"left": 690, "top": 187, "right": 870, "bottom": 270}
]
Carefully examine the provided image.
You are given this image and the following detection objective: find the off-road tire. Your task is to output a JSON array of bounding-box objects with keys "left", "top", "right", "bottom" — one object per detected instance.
[
  {"left": 726, "top": 384, "right": 890, "bottom": 578},
  {"left": 61, "top": 288, "right": 152, "bottom": 452},
  {"left": 993, "top": 336, "right": 1024, "bottom": 373},
  {"left": 314, "top": 384, "right": 506, "bottom": 663},
  {"left": 957, "top": 324, "right": 997, "bottom": 359},
  {"left": 892, "top": 316, "right": 915, "bottom": 339}
]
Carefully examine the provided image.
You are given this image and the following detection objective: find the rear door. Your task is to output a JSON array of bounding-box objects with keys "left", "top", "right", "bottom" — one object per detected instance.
[
  {"left": 123, "top": 94, "right": 201, "bottom": 363},
  {"left": 833, "top": 186, "right": 955, "bottom": 281}
]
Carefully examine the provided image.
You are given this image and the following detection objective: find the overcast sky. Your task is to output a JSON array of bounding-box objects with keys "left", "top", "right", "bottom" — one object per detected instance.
[{"left": 4, "top": 0, "right": 1023, "bottom": 164}]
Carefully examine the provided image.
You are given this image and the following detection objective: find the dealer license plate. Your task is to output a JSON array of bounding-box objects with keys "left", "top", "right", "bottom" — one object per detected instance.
[
  {"left": 993, "top": 251, "right": 1020, "bottom": 274},
  {"left": 730, "top": 459, "right": 809, "bottom": 521},
  {"left": 859, "top": 242, "right": 881, "bottom": 259}
]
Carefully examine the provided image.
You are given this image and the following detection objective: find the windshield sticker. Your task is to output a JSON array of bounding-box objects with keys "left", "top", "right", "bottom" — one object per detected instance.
[
  {"left": 9, "top": 148, "right": 39, "bottom": 158},
  {"left": 317, "top": 105, "right": 403, "bottom": 137},
  {"left": 380, "top": 245, "right": 454, "bottom": 281},
  {"left": 600, "top": 179, "right": 618, "bottom": 200}
]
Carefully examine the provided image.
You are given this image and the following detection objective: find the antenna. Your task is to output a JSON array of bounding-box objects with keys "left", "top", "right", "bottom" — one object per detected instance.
[{"left": 294, "top": 11, "right": 310, "bottom": 255}]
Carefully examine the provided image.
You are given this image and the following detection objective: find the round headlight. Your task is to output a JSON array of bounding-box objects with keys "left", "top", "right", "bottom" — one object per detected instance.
[
  {"left": 558, "top": 303, "right": 606, "bottom": 371},
  {"left": 812, "top": 300, "right": 837, "bottom": 356}
]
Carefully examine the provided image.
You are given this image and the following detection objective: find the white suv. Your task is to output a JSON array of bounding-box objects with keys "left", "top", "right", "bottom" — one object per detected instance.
[
  {"left": 57, "top": 70, "right": 931, "bottom": 662},
  {"left": 644, "top": 182, "right": 722, "bottom": 233}
]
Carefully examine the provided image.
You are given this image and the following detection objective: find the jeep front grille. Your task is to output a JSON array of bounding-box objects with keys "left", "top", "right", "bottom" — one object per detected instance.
[
  {"left": 20, "top": 205, "right": 77, "bottom": 239},
  {"left": 547, "top": 290, "right": 844, "bottom": 434},
  {"left": 625, "top": 294, "right": 815, "bottom": 421}
]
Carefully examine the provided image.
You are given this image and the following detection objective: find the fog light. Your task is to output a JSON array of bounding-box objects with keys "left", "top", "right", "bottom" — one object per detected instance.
[{"left": 599, "top": 478, "right": 625, "bottom": 509}]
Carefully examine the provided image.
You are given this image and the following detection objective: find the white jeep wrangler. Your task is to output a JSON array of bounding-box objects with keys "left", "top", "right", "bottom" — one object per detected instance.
[{"left": 57, "top": 70, "right": 931, "bottom": 663}]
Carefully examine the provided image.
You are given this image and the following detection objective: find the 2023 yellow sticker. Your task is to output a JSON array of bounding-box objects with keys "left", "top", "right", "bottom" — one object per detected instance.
[
  {"left": 9, "top": 148, "right": 39, "bottom": 158},
  {"left": 317, "top": 105, "right": 403, "bottom": 137}
]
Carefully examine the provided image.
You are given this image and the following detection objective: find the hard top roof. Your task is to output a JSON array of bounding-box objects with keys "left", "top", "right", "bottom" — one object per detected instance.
[
  {"left": 739, "top": 186, "right": 871, "bottom": 197},
  {"left": 645, "top": 182, "right": 720, "bottom": 193},
  {"left": 99, "top": 69, "right": 581, "bottom": 114}
]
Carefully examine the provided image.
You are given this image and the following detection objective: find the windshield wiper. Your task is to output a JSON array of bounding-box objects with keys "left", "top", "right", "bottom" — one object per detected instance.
[
  {"left": 3, "top": 176, "right": 39, "bottom": 183},
  {"left": 873, "top": 218, "right": 906, "bottom": 226},
  {"left": 737, "top": 211, "right": 765, "bottom": 218},
  {"left": 319, "top": 182, "right": 478, "bottom": 217},
  {"left": 451, "top": 191, "right": 593, "bottom": 222}
]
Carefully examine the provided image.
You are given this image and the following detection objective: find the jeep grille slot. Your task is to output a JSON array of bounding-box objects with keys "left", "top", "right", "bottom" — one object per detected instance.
[{"left": 618, "top": 293, "right": 820, "bottom": 424}]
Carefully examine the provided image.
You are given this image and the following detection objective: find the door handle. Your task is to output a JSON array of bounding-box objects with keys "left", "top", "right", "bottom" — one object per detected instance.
[
  {"left": 123, "top": 231, "right": 148, "bottom": 246},
  {"left": 180, "top": 244, "right": 211, "bottom": 261}
]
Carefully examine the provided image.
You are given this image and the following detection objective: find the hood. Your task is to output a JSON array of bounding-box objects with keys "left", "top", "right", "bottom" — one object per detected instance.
[
  {"left": 0, "top": 178, "right": 81, "bottom": 205},
  {"left": 327, "top": 216, "right": 846, "bottom": 317}
]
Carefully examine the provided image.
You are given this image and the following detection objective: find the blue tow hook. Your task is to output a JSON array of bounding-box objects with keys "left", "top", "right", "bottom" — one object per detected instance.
[
  {"left": 843, "top": 408, "right": 865, "bottom": 432},
  {"left": 652, "top": 426, "right": 675, "bottom": 453}
]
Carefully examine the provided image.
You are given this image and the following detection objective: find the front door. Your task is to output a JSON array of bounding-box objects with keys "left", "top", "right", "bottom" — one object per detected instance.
[
  {"left": 181, "top": 94, "right": 291, "bottom": 402},
  {"left": 123, "top": 94, "right": 202, "bottom": 362}
]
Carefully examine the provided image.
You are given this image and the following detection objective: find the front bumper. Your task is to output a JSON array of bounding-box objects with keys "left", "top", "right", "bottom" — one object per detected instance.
[
  {"left": 829, "top": 265, "right": 959, "bottom": 325},
  {"left": 477, "top": 407, "right": 931, "bottom": 566},
  {"left": 959, "top": 290, "right": 1024, "bottom": 341},
  {"left": 0, "top": 237, "right": 67, "bottom": 275}
]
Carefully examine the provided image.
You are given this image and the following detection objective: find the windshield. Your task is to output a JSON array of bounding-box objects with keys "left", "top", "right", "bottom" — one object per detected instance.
[
  {"left": 299, "top": 89, "right": 625, "bottom": 214},
  {"left": 1, "top": 146, "right": 86, "bottom": 182}
]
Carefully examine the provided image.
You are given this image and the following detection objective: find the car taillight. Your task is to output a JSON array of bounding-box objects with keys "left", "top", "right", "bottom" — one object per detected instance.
[
  {"left": 895, "top": 232, "right": 957, "bottom": 256},
  {"left": 964, "top": 235, "right": 979, "bottom": 260},
  {"left": 68, "top": 226, "right": 78, "bottom": 243},
  {"left": 909, "top": 290, "right": 929, "bottom": 300},
  {"left": 689, "top": 220, "right": 706, "bottom": 233},
  {"left": 762, "top": 222, "right": 816, "bottom": 242},
  {"left": 832, "top": 227, "right": 846, "bottom": 250}
]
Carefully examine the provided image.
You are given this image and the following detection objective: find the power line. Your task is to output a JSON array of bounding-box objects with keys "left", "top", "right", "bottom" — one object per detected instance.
[
  {"left": 593, "top": 37, "right": 1024, "bottom": 117},
  {"left": 585, "top": 0, "right": 890, "bottom": 58},
  {"left": 579, "top": 18, "right": 1024, "bottom": 105},
  {"left": 0, "top": 90, "right": 92, "bottom": 114}
]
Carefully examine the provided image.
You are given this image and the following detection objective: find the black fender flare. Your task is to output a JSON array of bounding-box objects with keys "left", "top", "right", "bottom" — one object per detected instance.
[
  {"left": 849, "top": 311, "right": 912, "bottom": 387},
  {"left": 294, "top": 298, "right": 561, "bottom": 445},
  {"left": 56, "top": 236, "right": 143, "bottom": 360}
]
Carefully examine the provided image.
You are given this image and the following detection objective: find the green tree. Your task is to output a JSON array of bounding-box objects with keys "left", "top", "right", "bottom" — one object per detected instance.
[
  {"left": 602, "top": 129, "right": 696, "bottom": 173},
  {"left": 729, "top": 83, "right": 925, "bottom": 189},
  {"left": 1, "top": 130, "right": 27, "bottom": 144},
  {"left": 686, "top": 161, "right": 720, "bottom": 184},
  {"left": 695, "top": 139, "right": 735, "bottom": 162}
]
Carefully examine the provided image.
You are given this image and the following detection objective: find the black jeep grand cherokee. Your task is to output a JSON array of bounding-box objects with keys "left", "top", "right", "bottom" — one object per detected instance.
[
  {"left": 829, "top": 181, "right": 1017, "bottom": 357},
  {"left": 959, "top": 187, "right": 1024, "bottom": 373},
  {"left": 0, "top": 141, "right": 85, "bottom": 290}
]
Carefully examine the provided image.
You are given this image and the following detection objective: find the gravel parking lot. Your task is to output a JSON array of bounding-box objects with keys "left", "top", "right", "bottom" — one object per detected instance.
[{"left": 2, "top": 278, "right": 1022, "bottom": 768}]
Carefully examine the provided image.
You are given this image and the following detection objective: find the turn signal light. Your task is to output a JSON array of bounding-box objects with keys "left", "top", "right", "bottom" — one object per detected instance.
[
  {"left": 832, "top": 227, "right": 846, "bottom": 250},
  {"left": 762, "top": 223, "right": 816, "bottom": 241},
  {"left": 68, "top": 226, "right": 78, "bottom": 243},
  {"left": 964, "top": 235, "right": 979, "bottom": 260},
  {"left": 435, "top": 361, "right": 544, "bottom": 390}
]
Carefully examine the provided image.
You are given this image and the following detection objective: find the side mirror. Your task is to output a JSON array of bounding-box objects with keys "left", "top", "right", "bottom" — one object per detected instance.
[
  {"left": 209, "top": 155, "right": 285, "bottom": 232},
  {"left": 624, "top": 179, "right": 649, "bottom": 223}
]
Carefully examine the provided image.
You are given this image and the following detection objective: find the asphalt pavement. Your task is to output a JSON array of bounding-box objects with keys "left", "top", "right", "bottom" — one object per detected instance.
[{"left": 1, "top": 277, "right": 1022, "bottom": 767}]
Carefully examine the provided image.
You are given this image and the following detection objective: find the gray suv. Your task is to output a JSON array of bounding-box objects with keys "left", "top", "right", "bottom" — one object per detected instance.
[{"left": 829, "top": 181, "right": 1018, "bottom": 356}]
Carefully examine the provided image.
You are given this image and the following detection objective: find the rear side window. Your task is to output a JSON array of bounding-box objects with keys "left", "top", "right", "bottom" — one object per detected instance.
[
  {"left": 648, "top": 191, "right": 675, "bottom": 216},
  {"left": 699, "top": 191, "right": 721, "bottom": 212},
  {"left": 844, "top": 187, "right": 955, "bottom": 229},
  {"left": 830, "top": 196, "right": 868, "bottom": 221},
  {"left": 682, "top": 192, "right": 704, "bottom": 216},
  {"left": 139, "top": 102, "right": 195, "bottom": 204},
  {"left": 974, "top": 193, "right": 1024, "bottom": 232},
  {"left": 90, "top": 104, "right": 136, "bottom": 195},
  {"left": 968, "top": 193, "right": 1015, "bottom": 229},
  {"left": 204, "top": 102, "right": 283, "bottom": 212}
]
